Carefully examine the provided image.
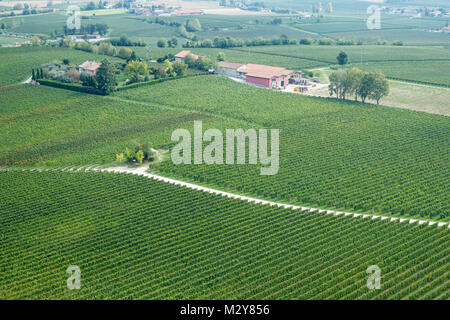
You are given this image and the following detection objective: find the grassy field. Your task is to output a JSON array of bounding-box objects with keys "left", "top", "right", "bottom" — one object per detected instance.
[
  {"left": 0, "top": 170, "right": 448, "bottom": 299},
  {"left": 0, "top": 35, "right": 27, "bottom": 45},
  {"left": 116, "top": 76, "right": 450, "bottom": 221},
  {"left": 0, "top": 46, "right": 123, "bottom": 87},
  {"left": 306, "top": 78, "right": 450, "bottom": 116}
]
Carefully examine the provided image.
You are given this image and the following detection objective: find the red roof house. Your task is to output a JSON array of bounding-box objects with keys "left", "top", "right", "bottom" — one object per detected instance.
[
  {"left": 174, "top": 50, "right": 200, "bottom": 61},
  {"left": 237, "top": 64, "right": 293, "bottom": 89},
  {"left": 78, "top": 61, "right": 101, "bottom": 76}
]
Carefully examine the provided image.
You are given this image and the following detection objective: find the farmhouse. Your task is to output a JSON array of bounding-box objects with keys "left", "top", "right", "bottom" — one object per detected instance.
[
  {"left": 237, "top": 64, "right": 293, "bottom": 89},
  {"left": 174, "top": 50, "right": 200, "bottom": 62},
  {"left": 217, "top": 61, "right": 244, "bottom": 78},
  {"left": 78, "top": 61, "right": 101, "bottom": 76}
]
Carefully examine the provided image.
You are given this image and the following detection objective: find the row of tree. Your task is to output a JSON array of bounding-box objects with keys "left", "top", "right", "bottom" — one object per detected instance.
[{"left": 329, "top": 68, "right": 390, "bottom": 104}]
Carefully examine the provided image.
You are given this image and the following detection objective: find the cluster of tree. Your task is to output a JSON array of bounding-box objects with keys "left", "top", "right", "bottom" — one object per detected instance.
[
  {"left": 31, "top": 67, "right": 44, "bottom": 81},
  {"left": 63, "top": 23, "right": 108, "bottom": 36},
  {"left": 183, "top": 54, "right": 217, "bottom": 72},
  {"left": 61, "top": 40, "right": 134, "bottom": 59},
  {"left": 329, "top": 68, "right": 389, "bottom": 104},
  {"left": 157, "top": 37, "right": 178, "bottom": 48},
  {"left": 153, "top": 60, "right": 188, "bottom": 79},
  {"left": 125, "top": 58, "right": 187, "bottom": 84},
  {"left": 110, "top": 34, "right": 146, "bottom": 47},
  {"left": 10, "top": 3, "right": 51, "bottom": 15},
  {"left": 185, "top": 18, "right": 202, "bottom": 32},
  {"left": 33, "top": 58, "right": 117, "bottom": 94},
  {"left": 147, "top": 17, "right": 182, "bottom": 28},
  {"left": 84, "top": 1, "right": 107, "bottom": 10},
  {"left": 116, "top": 143, "right": 154, "bottom": 165},
  {"left": 183, "top": 35, "right": 298, "bottom": 49}
]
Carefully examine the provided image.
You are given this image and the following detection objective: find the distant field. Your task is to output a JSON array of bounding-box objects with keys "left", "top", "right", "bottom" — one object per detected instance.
[
  {"left": 353, "top": 61, "right": 450, "bottom": 87},
  {"left": 0, "top": 35, "right": 27, "bottom": 45},
  {"left": 305, "top": 78, "right": 450, "bottom": 116},
  {"left": 1, "top": 170, "right": 448, "bottom": 299},
  {"left": 116, "top": 76, "right": 450, "bottom": 220},
  {"left": 0, "top": 46, "right": 122, "bottom": 87}
]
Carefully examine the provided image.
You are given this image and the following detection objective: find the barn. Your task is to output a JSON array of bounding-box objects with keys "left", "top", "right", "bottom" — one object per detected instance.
[
  {"left": 174, "top": 50, "right": 200, "bottom": 62},
  {"left": 237, "top": 64, "right": 293, "bottom": 89},
  {"left": 217, "top": 61, "right": 244, "bottom": 78}
]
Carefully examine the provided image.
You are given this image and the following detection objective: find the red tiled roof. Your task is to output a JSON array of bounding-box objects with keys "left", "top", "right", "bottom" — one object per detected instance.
[
  {"left": 218, "top": 61, "right": 244, "bottom": 69},
  {"left": 79, "top": 61, "right": 101, "bottom": 71},
  {"left": 175, "top": 50, "right": 200, "bottom": 60},
  {"left": 237, "top": 64, "right": 293, "bottom": 79}
]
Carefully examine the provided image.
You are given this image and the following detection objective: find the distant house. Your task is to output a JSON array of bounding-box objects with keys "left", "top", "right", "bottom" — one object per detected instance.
[
  {"left": 174, "top": 50, "right": 200, "bottom": 61},
  {"left": 236, "top": 64, "right": 293, "bottom": 89},
  {"left": 217, "top": 61, "right": 244, "bottom": 78},
  {"left": 78, "top": 61, "right": 101, "bottom": 76},
  {"left": 442, "top": 26, "right": 450, "bottom": 33},
  {"left": 130, "top": 8, "right": 152, "bottom": 15}
]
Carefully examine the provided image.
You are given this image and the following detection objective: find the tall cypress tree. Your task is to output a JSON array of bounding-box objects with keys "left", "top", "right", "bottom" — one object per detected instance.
[{"left": 96, "top": 59, "right": 117, "bottom": 95}]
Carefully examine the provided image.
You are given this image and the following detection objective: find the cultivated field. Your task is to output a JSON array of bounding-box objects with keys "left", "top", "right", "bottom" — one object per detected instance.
[
  {"left": 115, "top": 76, "right": 449, "bottom": 221},
  {"left": 1, "top": 170, "right": 448, "bottom": 299}
]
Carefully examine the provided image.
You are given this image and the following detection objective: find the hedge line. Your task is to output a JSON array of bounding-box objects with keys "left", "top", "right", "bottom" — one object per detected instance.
[
  {"left": 37, "top": 73, "right": 210, "bottom": 95},
  {"left": 37, "top": 79, "right": 106, "bottom": 95},
  {"left": 116, "top": 73, "right": 209, "bottom": 91}
]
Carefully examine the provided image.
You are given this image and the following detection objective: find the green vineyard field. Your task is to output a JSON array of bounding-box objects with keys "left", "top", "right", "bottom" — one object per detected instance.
[
  {"left": 117, "top": 76, "right": 450, "bottom": 220},
  {"left": 0, "top": 170, "right": 448, "bottom": 299}
]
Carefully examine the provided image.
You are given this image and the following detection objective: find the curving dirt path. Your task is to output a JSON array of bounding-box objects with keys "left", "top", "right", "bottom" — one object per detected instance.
[
  {"left": 95, "top": 165, "right": 448, "bottom": 228},
  {"left": 2, "top": 165, "right": 448, "bottom": 227}
]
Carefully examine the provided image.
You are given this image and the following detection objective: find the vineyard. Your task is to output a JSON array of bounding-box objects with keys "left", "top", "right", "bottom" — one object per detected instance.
[
  {"left": 117, "top": 76, "right": 450, "bottom": 221},
  {"left": 0, "top": 170, "right": 448, "bottom": 299},
  {"left": 0, "top": 85, "right": 247, "bottom": 166}
]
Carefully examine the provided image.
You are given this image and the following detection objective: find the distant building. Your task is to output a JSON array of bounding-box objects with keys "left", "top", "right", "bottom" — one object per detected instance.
[
  {"left": 78, "top": 61, "right": 101, "bottom": 76},
  {"left": 442, "top": 26, "right": 450, "bottom": 33},
  {"left": 217, "top": 62, "right": 244, "bottom": 78},
  {"left": 174, "top": 50, "right": 200, "bottom": 61},
  {"left": 236, "top": 64, "right": 293, "bottom": 89},
  {"left": 130, "top": 8, "right": 152, "bottom": 15}
]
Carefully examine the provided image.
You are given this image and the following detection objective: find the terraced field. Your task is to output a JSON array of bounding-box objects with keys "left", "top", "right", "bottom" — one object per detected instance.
[{"left": 0, "top": 170, "right": 448, "bottom": 299}]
